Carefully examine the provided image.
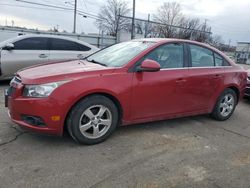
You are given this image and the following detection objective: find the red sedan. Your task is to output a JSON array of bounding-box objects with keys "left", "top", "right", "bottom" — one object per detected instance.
[{"left": 5, "top": 39, "right": 247, "bottom": 145}]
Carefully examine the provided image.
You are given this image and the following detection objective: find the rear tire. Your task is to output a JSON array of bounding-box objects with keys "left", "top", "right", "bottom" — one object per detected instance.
[
  {"left": 67, "top": 95, "right": 119, "bottom": 145},
  {"left": 211, "top": 88, "right": 237, "bottom": 121}
]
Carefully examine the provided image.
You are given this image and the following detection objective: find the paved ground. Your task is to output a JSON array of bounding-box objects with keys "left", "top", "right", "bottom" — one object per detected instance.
[{"left": 0, "top": 65, "right": 250, "bottom": 188}]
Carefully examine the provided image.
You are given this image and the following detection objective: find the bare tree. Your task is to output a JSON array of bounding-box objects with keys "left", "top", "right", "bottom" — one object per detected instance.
[
  {"left": 154, "top": 2, "right": 183, "bottom": 38},
  {"left": 96, "top": 0, "right": 130, "bottom": 37},
  {"left": 153, "top": 2, "right": 212, "bottom": 42},
  {"left": 210, "top": 34, "right": 223, "bottom": 46},
  {"left": 193, "top": 21, "right": 211, "bottom": 42},
  {"left": 177, "top": 18, "right": 200, "bottom": 39}
]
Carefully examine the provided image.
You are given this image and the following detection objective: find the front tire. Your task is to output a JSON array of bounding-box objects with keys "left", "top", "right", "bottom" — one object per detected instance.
[
  {"left": 211, "top": 88, "right": 237, "bottom": 121},
  {"left": 67, "top": 95, "right": 119, "bottom": 145}
]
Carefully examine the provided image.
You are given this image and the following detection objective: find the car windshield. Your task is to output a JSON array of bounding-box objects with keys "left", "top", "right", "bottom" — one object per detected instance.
[{"left": 86, "top": 41, "right": 156, "bottom": 67}]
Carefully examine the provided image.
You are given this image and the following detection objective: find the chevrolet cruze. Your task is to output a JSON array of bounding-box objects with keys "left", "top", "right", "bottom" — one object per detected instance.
[{"left": 5, "top": 39, "right": 247, "bottom": 145}]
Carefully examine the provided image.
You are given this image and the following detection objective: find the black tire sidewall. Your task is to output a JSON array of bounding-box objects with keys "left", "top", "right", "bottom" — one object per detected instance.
[{"left": 68, "top": 95, "right": 119, "bottom": 145}]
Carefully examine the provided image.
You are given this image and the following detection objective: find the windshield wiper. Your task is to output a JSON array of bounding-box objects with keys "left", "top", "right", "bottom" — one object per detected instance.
[{"left": 87, "top": 59, "right": 107, "bottom": 67}]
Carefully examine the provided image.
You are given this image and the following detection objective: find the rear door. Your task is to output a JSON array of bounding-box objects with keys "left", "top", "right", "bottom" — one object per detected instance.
[
  {"left": 48, "top": 38, "right": 92, "bottom": 62},
  {"left": 1, "top": 37, "right": 49, "bottom": 77},
  {"left": 184, "top": 44, "right": 225, "bottom": 111}
]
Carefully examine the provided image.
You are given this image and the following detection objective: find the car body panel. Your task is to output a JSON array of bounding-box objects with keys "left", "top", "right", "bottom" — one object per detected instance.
[
  {"left": 1, "top": 49, "right": 50, "bottom": 78},
  {"left": 131, "top": 68, "right": 189, "bottom": 120}
]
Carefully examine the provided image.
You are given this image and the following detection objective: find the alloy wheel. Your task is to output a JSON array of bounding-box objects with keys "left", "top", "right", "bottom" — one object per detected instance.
[
  {"left": 219, "top": 94, "right": 235, "bottom": 117},
  {"left": 79, "top": 105, "right": 112, "bottom": 139}
]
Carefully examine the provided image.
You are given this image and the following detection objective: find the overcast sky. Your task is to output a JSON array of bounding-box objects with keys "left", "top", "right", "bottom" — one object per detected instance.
[{"left": 0, "top": 0, "right": 250, "bottom": 45}]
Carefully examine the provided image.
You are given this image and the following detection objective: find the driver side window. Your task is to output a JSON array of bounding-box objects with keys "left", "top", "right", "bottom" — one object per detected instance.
[{"left": 144, "top": 43, "right": 184, "bottom": 69}]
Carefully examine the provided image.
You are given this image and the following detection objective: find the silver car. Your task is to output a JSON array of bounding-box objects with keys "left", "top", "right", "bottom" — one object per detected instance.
[{"left": 0, "top": 34, "right": 99, "bottom": 80}]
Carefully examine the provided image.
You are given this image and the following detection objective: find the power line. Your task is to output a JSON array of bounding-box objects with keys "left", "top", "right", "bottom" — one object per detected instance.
[
  {"left": 15, "top": 0, "right": 99, "bottom": 18},
  {"left": 0, "top": 3, "right": 72, "bottom": 11},
  {"left": 1, "top": 2, "right": 100, "bottom": 21}
]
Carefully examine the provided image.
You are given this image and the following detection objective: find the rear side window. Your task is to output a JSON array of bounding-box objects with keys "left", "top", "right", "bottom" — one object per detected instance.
[
  {"left": 50, "top": 38, "right": 91, "bottom": 51},
  {"left": 190, "top": 44, "right": 214, "bottom": 67},
  {"left": 14, "top": 37, "right": 48, "bottom": 50},
  {"left": 78, "top": 44, "right": 91, "bottom": 51}
]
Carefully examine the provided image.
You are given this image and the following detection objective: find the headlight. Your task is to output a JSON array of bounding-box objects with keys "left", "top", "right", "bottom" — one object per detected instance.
[{"left": 23, "top": 81, "right": 68, "bottom": 98}]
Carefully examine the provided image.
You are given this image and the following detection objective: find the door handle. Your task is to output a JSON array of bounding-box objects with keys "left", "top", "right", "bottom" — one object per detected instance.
[
  {"left": 211, "top": 74, "right": 222, "bottom": 79},
  {"left": 39, "top": 54, "right": 48, "bottom": 58},
  {"left": 176, "top": 78, "right": 186, "bottom": 83}
]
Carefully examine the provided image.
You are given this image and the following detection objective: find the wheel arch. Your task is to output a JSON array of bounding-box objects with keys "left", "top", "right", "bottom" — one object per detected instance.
[
  {"left": 210, "top": 84, "right": 240, "bottom": 113},
  {"left": 63, "top": 91, "right": 123, "bottom": 134},
  {"left": 227, "top": 86, "right": 240, "bottom": 104}
]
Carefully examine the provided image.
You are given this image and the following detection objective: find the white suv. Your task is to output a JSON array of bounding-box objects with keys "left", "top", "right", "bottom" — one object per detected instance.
[{"left": 0, "top": 34, "right": 99, "bottom": 80}]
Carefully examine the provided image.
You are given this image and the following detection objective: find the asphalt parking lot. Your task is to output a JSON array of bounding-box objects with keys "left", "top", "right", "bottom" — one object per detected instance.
[{"left": 0, "top": 65, "right": 250, "bottom": 188}]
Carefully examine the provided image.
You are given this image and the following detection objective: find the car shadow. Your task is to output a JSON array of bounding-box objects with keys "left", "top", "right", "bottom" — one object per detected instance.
[
  {"left": 242, "top": 97, "right": 250, "bottom": 104},
  {"left": 20, "top": 114, "right": 210, "bottom": 147}
]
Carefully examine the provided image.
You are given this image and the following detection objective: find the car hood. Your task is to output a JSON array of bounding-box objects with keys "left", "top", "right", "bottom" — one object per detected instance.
[{"left": 17, "top": 60, "right": 115, "bottom": 84}]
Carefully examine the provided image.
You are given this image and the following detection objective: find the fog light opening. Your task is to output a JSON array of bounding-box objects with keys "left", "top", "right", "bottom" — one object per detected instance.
[{"left": 21, "top": 115, "right": 46, "bottom": 127}]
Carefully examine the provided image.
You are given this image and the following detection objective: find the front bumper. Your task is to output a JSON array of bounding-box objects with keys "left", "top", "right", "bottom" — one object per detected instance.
[{"left": 5, "top": 87, "right": 66, "bottom": 136}]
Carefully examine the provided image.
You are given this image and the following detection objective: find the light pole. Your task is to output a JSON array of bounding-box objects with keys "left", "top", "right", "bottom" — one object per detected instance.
[
  {"left": 73, "top": 0, "right": 77, "bottom": 33},
  {"left": 131, "top": 0, "right": 135, "bottom": 39}
]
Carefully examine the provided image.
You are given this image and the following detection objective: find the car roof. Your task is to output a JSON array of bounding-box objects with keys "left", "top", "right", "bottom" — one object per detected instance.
[
  {"left": 134, "top": 38, "right": 225, "bottom": 55},
  {"left": 0, "top": 34, "right": 99, "bottom": 49},
  {"left": 133, "top": 38, "right": 212, "bottom": 48}
]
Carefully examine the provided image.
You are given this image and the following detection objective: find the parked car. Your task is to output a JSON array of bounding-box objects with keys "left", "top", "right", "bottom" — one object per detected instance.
[
  {"left": 5, "top": 38, "right": 247, "bottom": 145},
  {"left": 0, "top": 34, "right": 99, "bottom": 80},
  {"left": 245, "top": 69, "right": 250, "bottom": 97}
]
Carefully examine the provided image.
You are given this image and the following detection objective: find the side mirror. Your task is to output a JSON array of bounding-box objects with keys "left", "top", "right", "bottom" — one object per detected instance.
[
  {"left": 3, "top": 43, "right": 14, "bottom": 50},
  {"left": 137, "top": 59, "right": 161, "bottom": 72}
]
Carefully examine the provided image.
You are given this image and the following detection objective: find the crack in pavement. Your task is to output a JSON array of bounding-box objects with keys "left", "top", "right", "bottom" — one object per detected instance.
[
  {"left": 0, "top": 132, "right": 25, "bottom": 147},
  {"left": 0, "top": 124, "right": 27, "bottom": 147},
  {"left": 220, "top": 127, "right": 250, "bottom": 140}
]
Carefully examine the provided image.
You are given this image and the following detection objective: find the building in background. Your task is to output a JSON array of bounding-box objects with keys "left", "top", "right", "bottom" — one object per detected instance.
[{"left": 235, "top": 42, "right": 250, "bottom": 64}]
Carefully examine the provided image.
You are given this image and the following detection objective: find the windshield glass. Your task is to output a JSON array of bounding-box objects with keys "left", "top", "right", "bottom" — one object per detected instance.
[{"left": 86, "top": 41, "right": 155, "bottom": 67}]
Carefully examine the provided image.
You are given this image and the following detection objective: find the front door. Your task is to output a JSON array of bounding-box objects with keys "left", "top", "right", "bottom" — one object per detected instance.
[
  {"left": 131, "top": 43, "right": 189, "bottom": 120},
  {"left": 1, "top": 37, "right": 49, "bottom": 78}
]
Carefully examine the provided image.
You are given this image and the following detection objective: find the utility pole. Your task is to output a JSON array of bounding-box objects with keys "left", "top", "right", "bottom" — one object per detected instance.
[
  {"left": 73, "top": 0, "right": 77, "bottom": 33},
  {"left": 144, "top": 13, "right": 150, "bottom": 38},
  {"left": 115, "top": 8, "right": 121, "bottom": 43},
  {"left": 228, "top": 39, "right": 231, "bottom": 51},
  {"left": 131, "top": 0, "right": 135, "bottom": 39}
]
